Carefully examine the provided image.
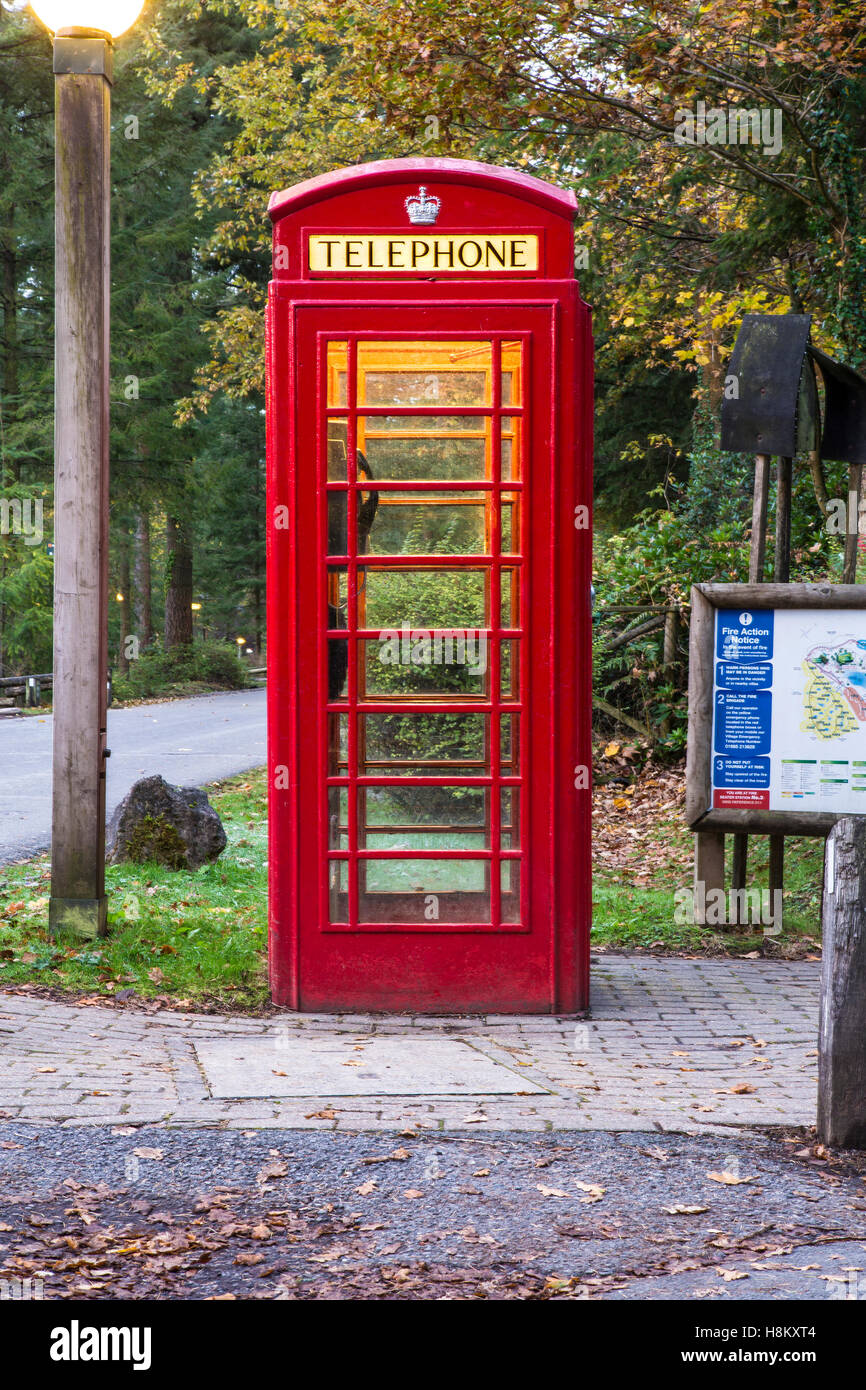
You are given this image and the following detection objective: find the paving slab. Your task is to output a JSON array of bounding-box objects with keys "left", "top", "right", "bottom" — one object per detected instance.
[{"left": 195, "top": 1036, "right": 550, "bottom": 1097}]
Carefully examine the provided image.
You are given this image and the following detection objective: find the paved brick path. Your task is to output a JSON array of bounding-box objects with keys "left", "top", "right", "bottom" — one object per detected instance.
[{"left": 0, "top": 955, "right": 820, "bottom": 1133}]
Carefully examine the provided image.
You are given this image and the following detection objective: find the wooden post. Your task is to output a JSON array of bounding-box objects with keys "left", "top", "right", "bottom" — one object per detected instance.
[
  {"left": 767, "top": 455, "right": 793, "bottom": 934},
  {"left": 660, "top": 607, "right": 678, "bottom": 735},
  {"left": 48, "top": 35, "right": 113, "bottom": 939},
  {"left": 818, "top": 817, "right": 866, "bottom": 1148},
  {"left": 694, "top": 830, "right": 725, "bottom": 927},
  {"left": 719, "top": 456, "right": 771, "bottom": 926},
  {"left": 730, "top": 834, "right": 747, "bottom": 923},
  {"left": 748, "top": 453, "right": 771, "bottom": 583},
  {"left": 774, "top": 456, "right": 792, "bottom": 583},
  {"left": 843, "top": 462, "right": 862, "bottom": 585}
]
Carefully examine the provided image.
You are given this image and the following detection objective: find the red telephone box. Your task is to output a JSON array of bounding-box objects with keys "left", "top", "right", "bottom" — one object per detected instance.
[{"left": 266, "top": 157, "right": 592, "bottom": 1013}]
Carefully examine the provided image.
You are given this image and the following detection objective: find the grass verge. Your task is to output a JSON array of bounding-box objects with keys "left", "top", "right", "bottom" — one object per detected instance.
[{"left": 0, "top": 769, "right": 269, "bottom": 1011}]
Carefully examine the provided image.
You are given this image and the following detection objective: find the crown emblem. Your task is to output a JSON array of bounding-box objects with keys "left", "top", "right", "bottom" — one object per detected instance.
[{"left": 405, "top": 185, "right": 441, "bottom": 225}]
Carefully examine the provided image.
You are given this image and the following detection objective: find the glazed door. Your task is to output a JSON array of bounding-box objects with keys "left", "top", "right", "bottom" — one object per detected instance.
[{"left": 290, "top": 304, "right": 560, "bottom": 1010}]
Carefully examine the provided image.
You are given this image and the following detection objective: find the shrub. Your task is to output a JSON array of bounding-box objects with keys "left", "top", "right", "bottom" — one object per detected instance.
[{"left": 113, "top": 641, "right": 248, "bottom": 701}]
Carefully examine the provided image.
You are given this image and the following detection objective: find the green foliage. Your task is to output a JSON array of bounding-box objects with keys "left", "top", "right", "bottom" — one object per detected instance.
[{"left": 113, "top": 639, "right": 248, "bottom": 700}]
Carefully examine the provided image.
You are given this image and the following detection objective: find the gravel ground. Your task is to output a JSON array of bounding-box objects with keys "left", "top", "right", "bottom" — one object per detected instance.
[{"left": 2, "top": 1125, "right": 865, "bottom": 1301}]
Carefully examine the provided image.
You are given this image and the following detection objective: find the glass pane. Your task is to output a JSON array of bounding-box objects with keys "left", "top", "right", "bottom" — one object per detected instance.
[
  {"left": 326, "top": 342, "right": 348, "bottom": 407},
  {"left": 360, "top": 420, "right": 488, "bottom": 481},
  {"left": 327, "top": 488, "right": 379, "bottom": 557},
  {"left": 327, "top": 418, "right": 348, "bottom": 480},
  {"left": 328, "top": 859, "right": 348, "bottom": 923},
  {"left": 361, "top": 568, "right": 487, "bottom": 629},
  {"left": 501, "top": 417, "right": 519, "bottom": 480},
  {"left": 501, "top": 492, "right": 520, "bottom": 553},
  {"left": 500, "top": 640, "right": 518, "bottom": 700},
  {"left": 501, "top": 788, "right": 519, "bottom": 849},
  {"left": 362, "top": 785, "right": 488, "bottom": 832},
  {"left": 501, "top": 343, "right": 522, "bottom": 406},
  {"left": 501, "top": 715, "right": 519, "bottom": 773},
  {"left": 328, "top": 787, "right": 348, "bottom": 849},
  {"left": 501, "top": 568, "right": 519, "bottom": 626},
  {"left": 327, "top": 639, "right": 349, "bottom": 702},
  {"left": 327, "top": 714, "right": 348, "bottom": 771},
  {"left": 362, "top": 637, "right": 489, "bottom": 699},
  {"left": 358, "top": 341, "right": 492, "bottom": 406},
  {"left": 327, "top": 574, "right": 348, "bottom": 626},
  {"left": 501, "top": 860, "right": 520, "bottom": 922},
  {"left": 364, "top": 859, "right": 487, "bottom": 892},
  {"left": 360, "top": 712, "right": 488, "bottom": 774},
  {"left": 363, "top": 493, "right": 487, "bottom": 555},
  {"left": 358, "top": 859, "right": 491, "bottom": 923}
]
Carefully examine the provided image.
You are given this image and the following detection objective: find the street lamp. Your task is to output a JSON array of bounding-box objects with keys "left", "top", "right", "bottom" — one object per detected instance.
[
  {"left": 30, "top": 3, "right": 143, "bottom": 35},
  {"left": 32, "top": 1, "right": 145, "bottom": 938}
]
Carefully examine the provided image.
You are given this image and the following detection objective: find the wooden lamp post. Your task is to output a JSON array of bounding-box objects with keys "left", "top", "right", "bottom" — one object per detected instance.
[{"left": 30, "top": 0, "right": 145, "bottom": 937}]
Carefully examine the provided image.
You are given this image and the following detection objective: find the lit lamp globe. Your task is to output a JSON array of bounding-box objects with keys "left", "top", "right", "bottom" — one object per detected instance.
[{"left": 29, "top": 1, "right": 145, "bottom": 36}]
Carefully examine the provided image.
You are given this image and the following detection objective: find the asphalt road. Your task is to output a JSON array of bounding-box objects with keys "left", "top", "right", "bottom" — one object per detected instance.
[
  {"left": 0, "top": 689, "right": 267, "bottom": 864},
  {"left": 0, "top": 1125, "right": 864, "bottom": 1303}
]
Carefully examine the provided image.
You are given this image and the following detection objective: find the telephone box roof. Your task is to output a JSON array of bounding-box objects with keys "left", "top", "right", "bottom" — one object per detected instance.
[{"left": 268, "top": 157, "right": 579, "bottom": 223}]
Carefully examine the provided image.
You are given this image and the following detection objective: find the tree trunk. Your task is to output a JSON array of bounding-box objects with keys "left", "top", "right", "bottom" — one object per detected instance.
[
  {"left": 134, "top": 506, "right": 152, "bottom": 648},
  {"left": 117, "top": 539, "right": 131, "bottom": 673},
  {"left": 818, "top": 816, "right": 866, "bottom": 1148},
  {"left": 808, "top": 448, "right": 829, "bottom": 518},
  {"left": 164, "top": 513, "right": 193, "bottom": 650},
  {"left": 0, "top": 195, "right": 19, "bottom": 483}
]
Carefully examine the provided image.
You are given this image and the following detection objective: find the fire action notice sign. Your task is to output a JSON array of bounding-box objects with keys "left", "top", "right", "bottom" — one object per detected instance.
[{"left": 712, "top": 608, "right": 866, "bottom": 813}]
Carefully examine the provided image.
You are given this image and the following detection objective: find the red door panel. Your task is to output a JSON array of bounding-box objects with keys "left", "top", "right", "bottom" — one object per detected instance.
[{"left": 268, "top": 297, "right": 589, "bottom": 1013}]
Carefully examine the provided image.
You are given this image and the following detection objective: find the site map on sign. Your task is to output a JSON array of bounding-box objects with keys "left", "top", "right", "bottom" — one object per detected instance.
[{"left": 802, "top": 638, "right": 866, "bottom": 740}]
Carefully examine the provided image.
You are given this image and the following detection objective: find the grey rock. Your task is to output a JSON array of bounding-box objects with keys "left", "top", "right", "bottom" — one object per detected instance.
[{"left": 106, "top": 774, "right": 226, "bottom": 870}]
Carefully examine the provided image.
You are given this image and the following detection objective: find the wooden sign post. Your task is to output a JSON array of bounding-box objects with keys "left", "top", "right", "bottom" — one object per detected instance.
[{"left": 818, "top": 816, "right": 866, "bottom": 1148}]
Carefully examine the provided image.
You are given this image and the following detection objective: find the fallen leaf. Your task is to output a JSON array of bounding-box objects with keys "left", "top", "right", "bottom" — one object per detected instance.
[
  {"left": 707, "top": 1171, "right": 758, "bottom": 1186},
  {"left": 304, "top": 1109, "right": 337, "bottom": 1120},
  {"left": 234, "top": 1251, "right": 265, "bottom": 1266},
  {"left": 362, "top": 1148, "right": 411, "bottom": 1166},
  {"left": 662, "top": 1205, "right": 708, "bottom": 1215},
  {"left": 36, "top": 1066, "right": 56, "bottom": 1074},
  {"left": 574, "top": 1181, "right": 605, "bottom": 1202},
  {"left": 402, "top": 1189, "right": 424, "bottom": 1199},
  {"left": 250, "top": 1224, "right": 272, "bottom": 1241},
  {"left": 133, "top": 1147, "right": 164, "bottom": 1160},
  {"left": 718, "top": 1269, "right": 749, "bottom": 1282},
  {"left": 730, "top": 1083, "right": 756, "bottom": 1095},
  {"left": 256, "top": 1161, "right": 288, "bottom": 1184},
  {"left": 355, "top": 1180, "right": 377, "bottom": 1196},
  {"left": 537, "top": 1185, "right": 571, "bottom": 1198}
]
